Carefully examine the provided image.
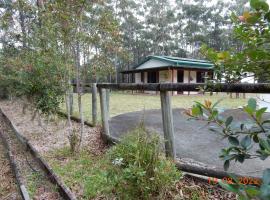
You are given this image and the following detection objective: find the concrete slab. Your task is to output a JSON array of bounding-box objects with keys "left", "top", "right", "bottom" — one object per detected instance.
[{"left": 109, "top": 109, "right": 270, "bottom": 178}]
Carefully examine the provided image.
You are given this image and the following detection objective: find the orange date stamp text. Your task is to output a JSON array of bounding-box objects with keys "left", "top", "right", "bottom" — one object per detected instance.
[{"left": 208, "top": 177, "right": 261, "bottom": 186}]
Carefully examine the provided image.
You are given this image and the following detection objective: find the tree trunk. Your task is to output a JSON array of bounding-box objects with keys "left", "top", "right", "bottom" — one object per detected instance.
[
  {"left": 18, "top": 0, "right": 27, "bottom": 48},
  {"left": 75, "top": 42, "right": 84, "bottom": 150}
]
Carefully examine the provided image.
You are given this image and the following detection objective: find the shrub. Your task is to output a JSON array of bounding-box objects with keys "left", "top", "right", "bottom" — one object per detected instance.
[
  {"left": 107, "top": 125, "right": 181, "bottom": 200},
  {"left": 187, "top": 98, "right": 270, "bottom": 200}
]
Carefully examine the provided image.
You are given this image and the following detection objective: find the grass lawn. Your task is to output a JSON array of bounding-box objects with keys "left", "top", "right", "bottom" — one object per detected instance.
[{"left": 62, "top": 92, "right": 251, "bottom": 123}]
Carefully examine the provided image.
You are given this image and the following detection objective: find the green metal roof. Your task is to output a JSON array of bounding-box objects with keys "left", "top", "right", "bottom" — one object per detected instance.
[
  {"left": 136, "top": 55, "right": 214, "bottom": 69},
  {"left": 121, "top": 55, "right": 214, "bottom": 74}
]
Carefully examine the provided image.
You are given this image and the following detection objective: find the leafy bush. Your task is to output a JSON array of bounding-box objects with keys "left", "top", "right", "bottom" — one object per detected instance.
[
  {"left": 187, "top": 98, "right": 270, "bottom": 200},
  {"left": 108, "top": 125, "right": 181, "bottom": 200},
  {"left": 0, "top": 48, "right": 66, "bottom": 116}
]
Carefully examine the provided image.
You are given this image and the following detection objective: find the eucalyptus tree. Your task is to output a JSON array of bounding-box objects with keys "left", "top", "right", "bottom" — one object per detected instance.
[
  {"left": 144, "top": 0, "right": 176, "bottom": 55},
  {"left": 0, "top": 0, "right": 124, "bottom": 152}
]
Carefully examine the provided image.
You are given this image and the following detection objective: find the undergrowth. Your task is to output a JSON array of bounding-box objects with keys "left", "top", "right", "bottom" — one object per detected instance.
[
  {"left": 108, "top": 125, "right": 181, "bottom": 199},
  {"left": 47, "top": 125, "right": 181, "bottom": 199}
]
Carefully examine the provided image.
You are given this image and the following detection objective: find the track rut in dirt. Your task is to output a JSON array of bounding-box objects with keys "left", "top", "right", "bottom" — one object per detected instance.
[
  {"left": 0, "top": 114, "right": 64, "bottom": 200},
  {"left": 0, "top": 132, "right": 21, "bottom": 200}
]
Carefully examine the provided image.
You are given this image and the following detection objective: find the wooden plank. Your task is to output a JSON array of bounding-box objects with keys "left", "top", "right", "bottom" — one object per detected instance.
[
  {"left": 171, "top": 69, "right": 174, "bottom": 96},
  {"left": 92, "top": 83, "right": 97, "bottom": 126},
  {"left": 96, "top": 83, "right": 270, "bottom": 93},
  {"left": 99, "top": 88, "right": 110, "bottom": 143},
  {"left": 106, "top": 89, "right": 110, "bottom": 119},
  {"left": 160, "top": 91, "right": 176, "bottom": 159},
  {"left": 69, "top": 92, "right": 73, "bottom": 115}
]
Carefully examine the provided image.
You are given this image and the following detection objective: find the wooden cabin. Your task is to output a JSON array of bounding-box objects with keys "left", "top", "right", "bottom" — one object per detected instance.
[{"left": 121, "top": 55, "right": 214, "bottom": 94}]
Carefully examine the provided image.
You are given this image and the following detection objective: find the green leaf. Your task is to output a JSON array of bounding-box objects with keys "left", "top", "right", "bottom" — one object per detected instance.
[
  {"left": 256, "top": 107, "right": 267, "bottom": 120},
  {"left": 224, "top": 160, "right": 230, "bottom": 171},
  {"left": 245, "top": 186, "right": 261, "bottom": 197},
  {"left": 248, "top": 98, "right": 257, "bottom": 111},
  {"left": 228, "top": 173, "right": 240, "bottom": 184},
  {"left": 228, "top": 136, "right": 239, "bottom": 146},
  {"left": 244, "top": 106, "right": 254, "bottom": 116},
  {"left": 262, "top": 168, "right": 270, "bottom": 185},
  {"left": 240, "top": 136, "right": 251, "bottom": 148},
  {"left": 253, "top": 134, "right": 259, "bottom": 143},
  {"left": 250, "top": 0, "right": 269, "bottom": 12},
  {"left": 265, "top": 11, "right": 270, "bottom": 21},
  {"left": 192, "top": 106, "right": 202, "bottom": 116},
  {"left": 262, "top": 119, "right": 270, "bottom": 125},
  {"left": 260, "top": 185, "right": 270, "bottom": 199},
  {"left": 225, "top": 116, "right": 233, "bottom": 127},
  {"left": 218, "top": 180, "right": 239, "bottom": 193},
  {"left": 240, "top": 123, "right": 245, "bottom": 130},
  {"left": 259, "top": 138, "right": 270, "bottom": 151},
  {"left": 212, "top": 99, "right": 223, "bottom": 109},
  {"left": 237, "top": 154, "right": 245, "bottom": 163}
]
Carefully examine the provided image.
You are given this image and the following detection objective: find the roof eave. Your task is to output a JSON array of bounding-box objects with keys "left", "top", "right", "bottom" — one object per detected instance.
[{"left": 120, "top": 66, "right": 213, "bottom": 74}]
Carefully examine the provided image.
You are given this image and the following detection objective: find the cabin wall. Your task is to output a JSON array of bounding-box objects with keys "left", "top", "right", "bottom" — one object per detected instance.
[
  {"left": 159, "top": 70, "right": 170, "bottom": 83},
  {"left": 135, "top": 73, "right": 141, "bottom": 83},
  {"left": 131, "top": 69, "right": 203, "bottom": 95},
  {"left": 183, "top": 70, "right": 197, "bottom": 94},
  {"left": 144, "top": 72, "right": 148, "bottom": 83},
  {"left": 183, "top": 71, "right": 196, "bottom": 83}
]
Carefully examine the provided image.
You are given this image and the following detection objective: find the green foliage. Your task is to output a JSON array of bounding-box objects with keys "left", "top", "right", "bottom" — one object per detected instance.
[
  {"left": 0, "top": 0, "right": 125, "bottom": 116},
  {"left": 108, "top": 125, "right": 181, "bottom": 200},
  {"left": 0, "top": 47, "right": 66, "bottom": 116},
  {"left": 201, "top": 0, "right": 270, "bottom": 83},
  {"left": 48, "top": 148, "right": 113, "bottom": 199},
  {"left": 49, "top": 127, "right": 181, "bottom": 199},
  {"left": 187, "top": 98, "right": 270, "bottom": 199}
]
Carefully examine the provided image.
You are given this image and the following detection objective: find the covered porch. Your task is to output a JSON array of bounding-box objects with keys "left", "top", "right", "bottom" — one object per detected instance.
[{"left": 121, "top": 67, "right": 213, "bottom": 95}]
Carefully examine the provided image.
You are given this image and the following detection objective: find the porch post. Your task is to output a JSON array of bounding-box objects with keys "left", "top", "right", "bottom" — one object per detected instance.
[
  {"left": 156, "top": 71, "right": 159, "bottom": 95},
  {"left": 171, "top": 69, "right": 174, "bottom": 96},
  {"left": 188, "top": 70, "right": 190, "bottom": 95}
]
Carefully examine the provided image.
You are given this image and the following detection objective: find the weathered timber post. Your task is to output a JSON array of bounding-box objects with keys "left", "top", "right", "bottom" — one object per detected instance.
[
  {"left": 160, "top": 90, "right": 176, "bottom": 159},
  {"left": 69, "top": 92, "right": 73, "bottom": 115},
  {"left": 99, "top": 88, "right": 110, "bottom": 143},
  {"left": 92, "top": 83, "right": 97, "bottom": 126},
  {"left": 106, "top": 89, "right": 110, "bottom": 119}
]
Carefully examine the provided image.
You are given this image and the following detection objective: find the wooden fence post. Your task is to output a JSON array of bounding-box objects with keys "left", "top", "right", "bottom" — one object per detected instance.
[
  {"left": 160, "top": 90, "right": 176, "bottom": 159},
  {"left": 99, "top": 88, "right": 110, "bottom": 142},
  {"left": 106, "top": 89, "right": 110, "bottom": 119},
  {"left": 92, "top": 83, "right": 97, "bottom": 126}
]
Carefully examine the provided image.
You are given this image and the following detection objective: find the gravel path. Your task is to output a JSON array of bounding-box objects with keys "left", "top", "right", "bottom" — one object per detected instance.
[{"left": 0, "top": 114, "right": 63, "bottom": 200}]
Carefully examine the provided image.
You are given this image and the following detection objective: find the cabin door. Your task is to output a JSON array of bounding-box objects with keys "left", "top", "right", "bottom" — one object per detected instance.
[{"left": 177, "top": 70, "right": 184, "bottom": 94}]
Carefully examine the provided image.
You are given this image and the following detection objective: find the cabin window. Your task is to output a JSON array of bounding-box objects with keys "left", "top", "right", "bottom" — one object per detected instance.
[
  {"left": 141, "top": 72, "right": 145, "bottom": 83},
  {"left": 207, "top": 72, "right": 214, "bottom": 80},
  {"left": 177, "top": 70, "right": 184, "bottom": 83},
  {"left": 196, "top": 72, "right": 205, "bottom": 83},
  {"left": 131, "top": 73, "right": 135, "bottom": 83},
  {"left": 147, "top": 71, "right": 157, "bottom": 83}
]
